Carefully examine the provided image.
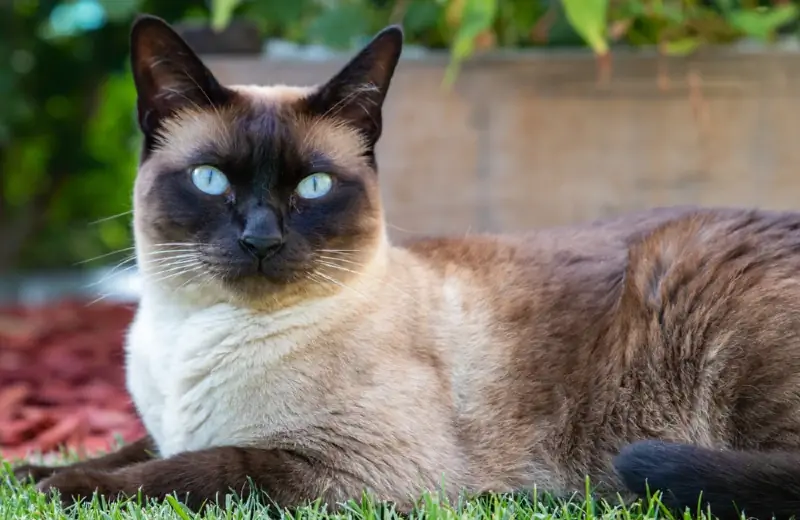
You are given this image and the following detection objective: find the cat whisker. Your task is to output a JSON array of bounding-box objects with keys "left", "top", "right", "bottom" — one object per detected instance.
[
  {"left": 177, "top": 269, "right": 208, "bottom": 290},
  {"left": 311, "top": 270, "right": 369, "bottom": 300},
  {"left": 144, "top": 256, "right": 200, "bottom": 273},
  {"left": 142, "top": 260, "right": 204, "bottom": 283},
  {"left": 74, "top": 247, "right": 137, "bottom": 266},
  {"left": 76, "top": 244, "right": 203, "bottom": 268},
  {"left": 145, "top": 264, "right": 205, "bottom": 285},
  {"left": 85, "top": 261, "right": 140, "bottom": 288},
  {"left": 89, "top": 210, "right": 134, "bottom": 226},
  {"left": 203, "top": 269, "right": 222, "bottom": 289},
  {"left": 142, "top": 259, "right": 203, "bottom": 277},
  {"left": 386, "top": 222, "right": 430, "bottom": 235},
  {"left": 316, "top": 255, "right": 367, "bottom": 267},
  {"left": 149, "top": 241, "right": 203, "bottom": 247},
  {"left": 315, "top": 259, "right": 419, "bottom": 304},
  {"left": 143, "top": 249, "right": 202, "bottom": 257},
  {"left": 91, "top": 254, "right": 203, "bottom": 289},
  {"left": 145, "top": 254, "right": 203, "bottom": 266},
  {"left": 139, "top": 251, "right": 205, "bottom": 268},
  {"left": 82, "top": 252, "right": 143, "bottom": 289},
  {"left": 84, "top": 292, "right": 112, "bottom": 307}
]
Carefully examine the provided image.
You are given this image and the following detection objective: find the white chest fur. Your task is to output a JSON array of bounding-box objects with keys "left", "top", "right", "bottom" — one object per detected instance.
[{"left": 125, "top": 292, "right": 333, "bottom": 457}]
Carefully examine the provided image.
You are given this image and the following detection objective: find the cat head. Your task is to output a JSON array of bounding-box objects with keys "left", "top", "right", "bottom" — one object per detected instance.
[{"left": 129, "top": 15, "right": 402, "bottom": 306}]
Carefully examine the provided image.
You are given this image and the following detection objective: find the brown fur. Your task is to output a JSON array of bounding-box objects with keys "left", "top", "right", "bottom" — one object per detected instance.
[{"left": 16, "top": 15, "right": 800, "bottom": 520}]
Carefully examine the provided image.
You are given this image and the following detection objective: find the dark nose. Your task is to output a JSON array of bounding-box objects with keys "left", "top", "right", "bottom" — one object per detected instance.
[{"left": 239, "top": 233, "right": 284, "bottom": 259}]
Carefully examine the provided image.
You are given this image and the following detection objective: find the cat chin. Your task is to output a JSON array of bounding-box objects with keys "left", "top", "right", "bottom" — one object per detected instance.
[{"left": 150, "top": 268, "right": 343, "bottom": 311}]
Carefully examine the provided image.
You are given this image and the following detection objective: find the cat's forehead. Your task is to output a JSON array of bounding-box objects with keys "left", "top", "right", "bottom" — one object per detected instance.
[{"left": 147, "top": 83, "right": 369, "bottom": 172}]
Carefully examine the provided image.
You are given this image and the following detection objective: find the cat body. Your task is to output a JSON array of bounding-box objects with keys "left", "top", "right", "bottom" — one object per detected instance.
[
  {"left": 14, "top": 14, "right": 800, "bottom": 520},
  {"left": 128, "top": 201, "right": 800, "bottom": 513}
]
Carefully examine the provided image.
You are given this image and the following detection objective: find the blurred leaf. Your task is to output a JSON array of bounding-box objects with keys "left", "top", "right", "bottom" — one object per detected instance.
[
  {"left": 210, "top": 0, "right": 242, "bottom": 32},
  {"left": 443, "top": 0, "right": 497, "bottom": 87},
  {"left": 607, "top": 18, "right": 632, "bottom": 41},
  {"left": 661, "top": 36, "right": 701, "bottom": 56},
  {"left": 98, "top": 0, "right": 143, "bottom": 22},
  {"left": 713, "top": 0, "right": 734, "bottom": 14},
  {"left": 308, "top": 2, "right": 373, "bottom": 48},
  {"left": 4, "top": 136, "right": 50, "bottom": 208},
  {"left": 726, "top": 4, "right": 798, "bottom": 41},
  {"left": 403, "top": 0, "right": 442, "bottom": 33},
  {"left": 561, "top": 0, "right": 609, "bottom": 55},
  {"left": 240, "top": 0, "right": 310, "bottom": 33},
  {"left": 500, "top": 0, "right": 546, "bottom": 47},
  {"left": 446, "top": 0, "right": 466, "bottom": 28},
  {"left": 649, "top": 2, "right": 686, "bottom": 24}
]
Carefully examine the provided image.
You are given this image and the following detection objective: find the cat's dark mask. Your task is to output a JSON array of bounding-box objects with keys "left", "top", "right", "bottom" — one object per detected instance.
[{"left": 129, "top": 15, "right": 402, "bottom": 302}]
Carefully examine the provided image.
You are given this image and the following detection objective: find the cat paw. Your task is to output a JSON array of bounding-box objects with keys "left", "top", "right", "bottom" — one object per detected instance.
[
  {"left": 37, "top": 470, "right": 125, "bottom": 506},
  {"left": 12, "top": 463, "right": 60, "bottom": 484}
]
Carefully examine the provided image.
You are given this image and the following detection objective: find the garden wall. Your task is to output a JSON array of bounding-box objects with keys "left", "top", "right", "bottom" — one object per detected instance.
[{"left": 204, "top": 50, "right": 800, "bottom": 239}]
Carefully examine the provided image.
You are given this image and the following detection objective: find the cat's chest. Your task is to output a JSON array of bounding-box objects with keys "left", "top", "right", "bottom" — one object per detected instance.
[{"left": 124, "top": 300, "right": 316, "bottom": 457}]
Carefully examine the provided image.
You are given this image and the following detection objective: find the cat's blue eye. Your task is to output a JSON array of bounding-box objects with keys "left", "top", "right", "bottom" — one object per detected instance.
[
  {"left": 296, "top": 173, "right": 333, "bottom": 199},
  {"left": 191, "top": 165, "right": 230, "bottom": 195}
]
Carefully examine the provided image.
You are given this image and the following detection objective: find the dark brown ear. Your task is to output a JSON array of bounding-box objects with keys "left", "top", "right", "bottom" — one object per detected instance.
[
  {"left": 306, "top": 25, "right": 403, "bottom": 151},
  {"left": 130, "top": 14, "right": 230, "bottom": 140}
]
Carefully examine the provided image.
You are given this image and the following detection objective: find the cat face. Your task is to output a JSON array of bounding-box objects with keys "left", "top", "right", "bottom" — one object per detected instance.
[{"left": 129, "top": 15, "right": 402, "bottom": 303}]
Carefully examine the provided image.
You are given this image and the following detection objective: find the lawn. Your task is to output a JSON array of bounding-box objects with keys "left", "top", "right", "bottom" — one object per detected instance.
[{"left": 0, "top": 458, "right": 706, "bottom": 520}]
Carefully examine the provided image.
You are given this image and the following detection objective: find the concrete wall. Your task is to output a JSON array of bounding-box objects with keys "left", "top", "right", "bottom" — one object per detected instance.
[{"left": 204, "top": 50, "right": 800, "bottom": 239}]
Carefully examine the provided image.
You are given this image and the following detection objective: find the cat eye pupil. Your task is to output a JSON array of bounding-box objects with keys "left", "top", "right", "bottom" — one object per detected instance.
[
  {"left": 296, "top": 173, "right": 332, "bottom": 200},
  {"left": 191, "top": 165, "right": 230, "bottom": 196}
]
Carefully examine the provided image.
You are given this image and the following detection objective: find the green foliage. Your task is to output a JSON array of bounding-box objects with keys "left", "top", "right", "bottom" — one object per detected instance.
[
  {"left": 0, "top": 0, "right": 197, "bottom": 272},
  {"left": 215, "top": 1, "right": 800, "bottom": 61},
  {"left": 210, "top": 0, "right": 242, "bottom": 32},
  {"left": 2, "top": 0, "right": 800, "bottom": 272},
  {"left": 726, "top": 3, "right": 799, "bottom": 42},
  {"left": 443, "top": 0, "right": 498, "bottom": 87},
  {"left": 562, "top": 0, "right": 609, "bottom": 55}
]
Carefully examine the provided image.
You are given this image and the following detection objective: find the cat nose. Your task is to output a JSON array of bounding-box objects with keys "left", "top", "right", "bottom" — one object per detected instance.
[{"left": 239, "top": 233, "right": 284, "bottom": 259}]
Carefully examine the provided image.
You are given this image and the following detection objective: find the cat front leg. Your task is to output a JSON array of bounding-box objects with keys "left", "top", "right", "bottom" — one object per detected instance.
[
  {"left": 13, "top": 436, "right": 156, "bottom": 484},
  {"left": 36, "top": 445, "right": 359, "bottom": 511}
]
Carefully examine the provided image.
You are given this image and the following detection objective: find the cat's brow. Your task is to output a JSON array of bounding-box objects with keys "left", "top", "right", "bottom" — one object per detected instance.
[
  {"left": 181, "top": 149, "right": 230, "bottom": 169},
  {"left": 308, "top": 152, "right": 337, "bottom": 172}
]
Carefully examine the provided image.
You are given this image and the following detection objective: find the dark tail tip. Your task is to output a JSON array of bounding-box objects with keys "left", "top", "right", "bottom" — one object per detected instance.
[
  {"left": 614, "top": 440, "right": 800, "bottom": 520},
  {"left": 613, "top": 440, "right": 695, "bottom": 496}
]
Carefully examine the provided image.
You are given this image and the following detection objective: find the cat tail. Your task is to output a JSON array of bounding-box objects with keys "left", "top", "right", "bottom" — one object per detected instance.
[{"left": 613, "top": 440, "right": 800, "bottom": 520}]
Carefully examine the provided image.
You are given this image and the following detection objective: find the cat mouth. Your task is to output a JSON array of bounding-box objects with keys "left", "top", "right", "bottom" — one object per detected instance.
[{"left": 206, "top": 256, "right": 311, "bottom": 287}]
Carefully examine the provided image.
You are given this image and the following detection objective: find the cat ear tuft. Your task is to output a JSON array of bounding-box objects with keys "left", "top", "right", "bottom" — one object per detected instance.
[
  {"left": 130, "top": 14, "right": 229, "bottom": 137},
  {"left": 306, "top": 25, "right": 404, "bottom": 148}
]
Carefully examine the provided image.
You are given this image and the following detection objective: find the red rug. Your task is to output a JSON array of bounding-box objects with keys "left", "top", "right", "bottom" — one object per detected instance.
[{"left": 0, "top": 300, "right": 145, "bottom": 461}]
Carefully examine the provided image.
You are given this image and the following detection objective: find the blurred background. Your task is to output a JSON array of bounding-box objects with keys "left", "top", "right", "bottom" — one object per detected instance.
[{"left": 1, "top": 0, "right": 799, "bottom": 461}]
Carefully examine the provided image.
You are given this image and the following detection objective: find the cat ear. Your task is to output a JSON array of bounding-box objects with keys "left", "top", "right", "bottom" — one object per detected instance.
[
  {"left": 306, "top": 25, "right": 403, "bottom": 148},
  {"left": 130, "top": 14, "right": 229, "bottom": 136}
]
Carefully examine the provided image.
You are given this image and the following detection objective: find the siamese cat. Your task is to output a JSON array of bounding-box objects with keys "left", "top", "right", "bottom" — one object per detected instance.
[{"left": 14, "top": 13, "right": 800, "bottom": 520}]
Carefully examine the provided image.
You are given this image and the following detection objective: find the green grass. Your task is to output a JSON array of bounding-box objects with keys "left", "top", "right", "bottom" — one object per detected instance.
[{"left": 0, "top": 460, "right": 709, "bottom": 520}]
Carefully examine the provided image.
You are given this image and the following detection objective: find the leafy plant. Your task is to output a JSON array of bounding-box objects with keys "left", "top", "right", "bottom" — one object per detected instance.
[
  {"left": 0, "top": 0, "right": 198, "bottom": 272},
  {"left": 443, "top": 0, "right": 498, "bottom": 87},
  {"left": 210, "top": 0, "right": 800, "bottom": 80}
]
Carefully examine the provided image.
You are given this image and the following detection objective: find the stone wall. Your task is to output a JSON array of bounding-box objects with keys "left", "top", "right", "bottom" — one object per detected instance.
[{"left": 205, "top": 50, "right": 800, "bottom": 239}]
